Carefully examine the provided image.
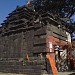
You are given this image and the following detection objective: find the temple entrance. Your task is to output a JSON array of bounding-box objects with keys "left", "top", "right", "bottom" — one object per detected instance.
[{"left": 54, "top": 45, "right": 68, "bottom": 71}]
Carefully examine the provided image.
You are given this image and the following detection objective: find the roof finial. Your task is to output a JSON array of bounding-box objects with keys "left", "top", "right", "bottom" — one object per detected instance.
[{"left": 27, "top": 0, "right": 30, "bottom": 5}]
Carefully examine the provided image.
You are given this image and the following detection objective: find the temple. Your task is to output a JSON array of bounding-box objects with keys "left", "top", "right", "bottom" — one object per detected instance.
[{"left": 0, "top": 5, "right": 74, "bottom": 75}]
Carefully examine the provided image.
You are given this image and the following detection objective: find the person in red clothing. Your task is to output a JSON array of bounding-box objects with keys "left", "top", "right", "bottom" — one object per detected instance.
[{"left": 73, "top": 61, "right": 75, "bottom": 69}]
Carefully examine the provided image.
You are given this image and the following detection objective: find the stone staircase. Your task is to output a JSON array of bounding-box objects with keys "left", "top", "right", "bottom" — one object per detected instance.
[{"left": 0, "top": 57, "right": 50, "bottom": 75}]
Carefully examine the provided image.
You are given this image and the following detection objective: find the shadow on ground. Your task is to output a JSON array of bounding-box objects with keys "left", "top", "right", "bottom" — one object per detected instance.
[{"left": 69, "top": 73, "right": 75, "bottom": 75}]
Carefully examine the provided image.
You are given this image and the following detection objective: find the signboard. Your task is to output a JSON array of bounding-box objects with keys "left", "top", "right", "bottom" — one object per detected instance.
[{"left": 49, "top": 42, "right": 53, "bottom": 52}]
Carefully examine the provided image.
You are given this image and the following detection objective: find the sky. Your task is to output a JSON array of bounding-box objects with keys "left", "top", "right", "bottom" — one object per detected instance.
[
  {"left": 0, "top": 0, "right": 75, "bottom": 25},
  {"left": 0, "top": 0, "right": 27, "bottom": 24}
]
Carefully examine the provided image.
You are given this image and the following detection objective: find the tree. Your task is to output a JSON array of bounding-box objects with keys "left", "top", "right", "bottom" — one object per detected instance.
[
  {"left": 30, "top": 0, "right": 75, "bottom": 21},
  {"left": 30, "top": 0, "right": 75, "bottom": 33}
]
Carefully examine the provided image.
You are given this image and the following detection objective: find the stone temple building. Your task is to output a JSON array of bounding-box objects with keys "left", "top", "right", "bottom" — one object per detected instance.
[{"left": 0, "top": 5, "right": 72, "bottom": 75}]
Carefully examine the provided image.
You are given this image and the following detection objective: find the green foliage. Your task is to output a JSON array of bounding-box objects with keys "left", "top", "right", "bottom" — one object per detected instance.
[
  {"left": 30, "top": 0, "right": 75, "bottom": 33},
  {"left": 30, "top": 0, "right": 75, "bottom": 19}
]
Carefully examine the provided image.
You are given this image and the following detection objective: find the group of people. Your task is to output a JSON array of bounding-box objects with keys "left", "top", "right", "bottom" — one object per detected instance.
[{"left": 56, "top": 57, "right": 68, "bottom": 72}]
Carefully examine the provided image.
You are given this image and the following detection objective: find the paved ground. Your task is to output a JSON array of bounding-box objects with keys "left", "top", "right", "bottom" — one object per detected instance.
[
  {"left": 0, "top": 72, "right": 75, "bottom": 75},
  {"left": 0, "top": 73, "right": 24, "bottom": 75},
  {"left": 58, "top": 72, "right": 75, "bottom": 75}
]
